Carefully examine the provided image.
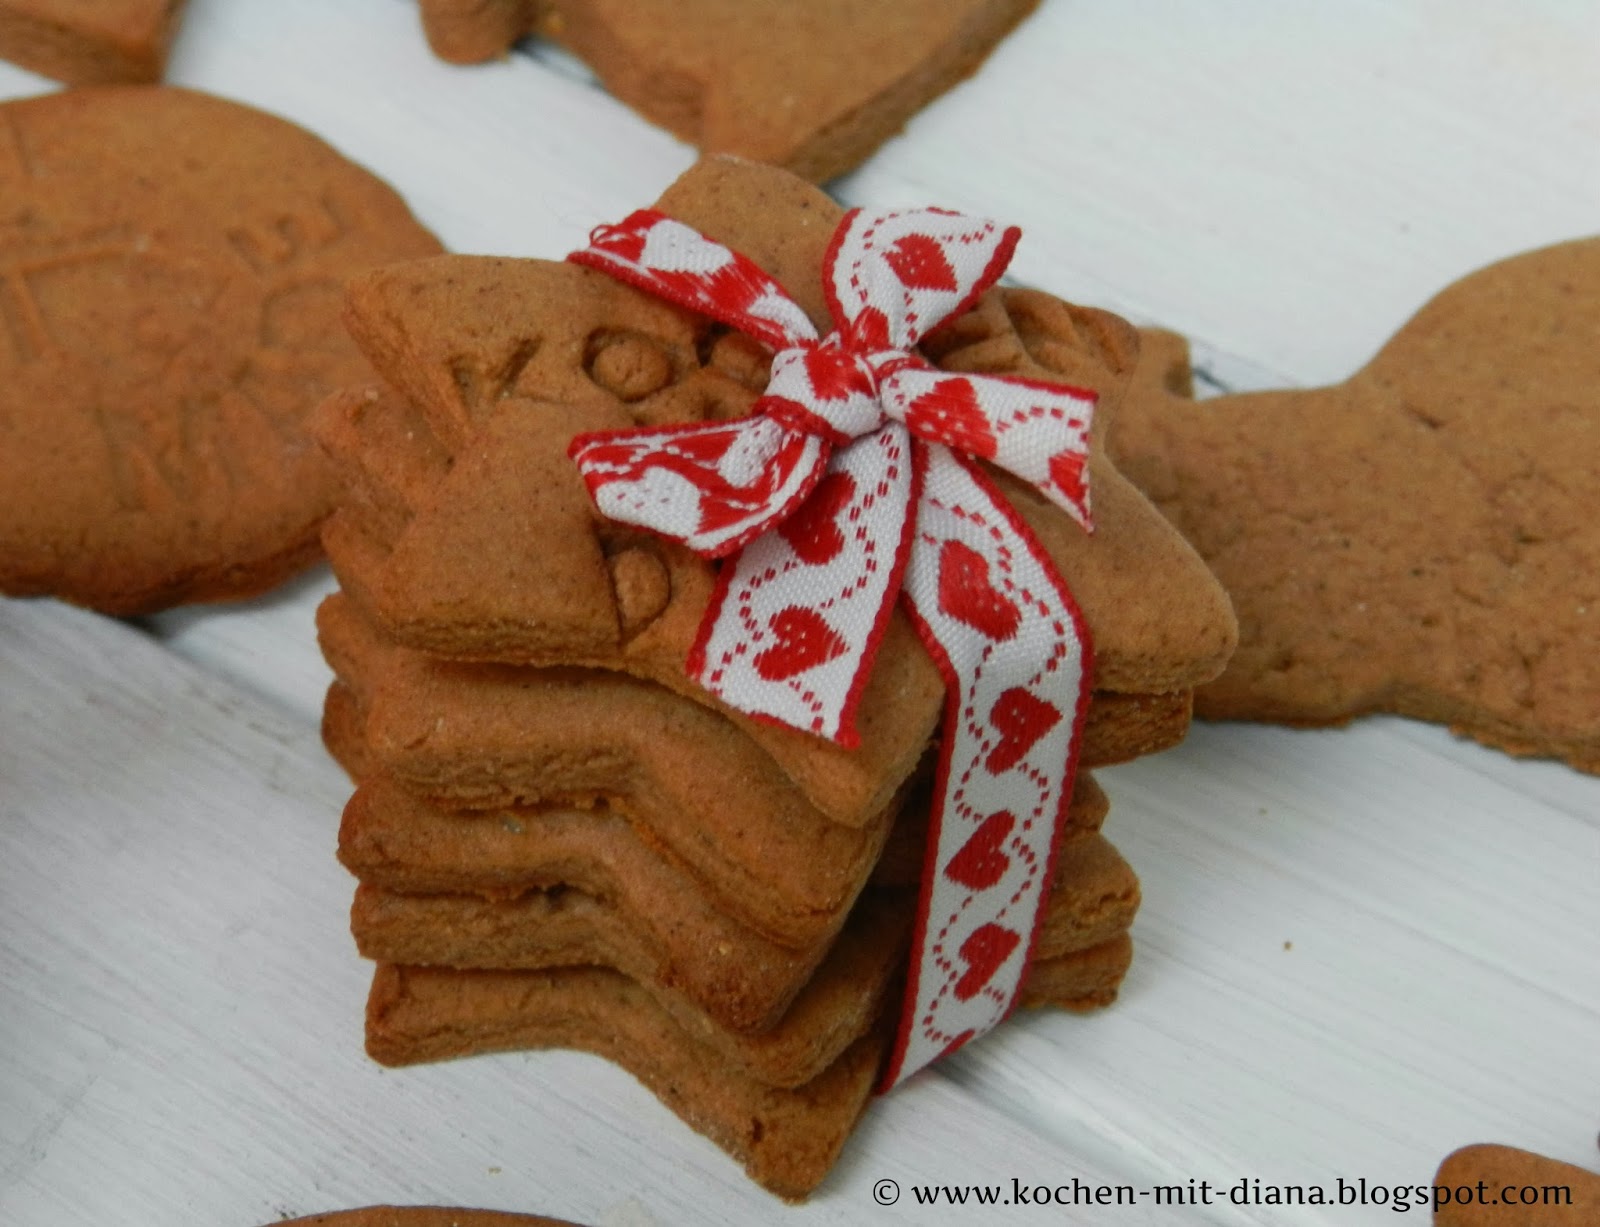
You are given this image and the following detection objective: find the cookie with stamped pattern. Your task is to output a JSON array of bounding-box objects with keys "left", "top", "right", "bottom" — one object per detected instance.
[{"left": 0, "top": 86, "right": 440, "bottom": 614}]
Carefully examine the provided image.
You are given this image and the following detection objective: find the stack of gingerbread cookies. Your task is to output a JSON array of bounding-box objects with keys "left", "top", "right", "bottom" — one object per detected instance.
[{"left": 311, "top": 157, "right": 1237, "bottom": 1198}]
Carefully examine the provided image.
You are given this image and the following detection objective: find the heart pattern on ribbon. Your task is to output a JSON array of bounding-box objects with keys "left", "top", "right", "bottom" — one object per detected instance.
[
  {"left": 938, "top": 539, "right": 1022, "bottom": 642},
  {"left": 944, "top": 810, "right": 1016, "bottom": 891},
  {"left": 566, "top": 202, "right": 1097, "bottom": 1090},
  {"left": 883, "top": 232, "right": 961, "bottom": 292},
  {"left": 777, "top": 470, "right": 855, "bottom": 566},
  {"left": 985, "top": 687, "right": 1064, "bottom": 775},
  {"left": 954, "top": 923, "right": 1023, "bottom": 1002},
  {"left": 905, "top": 378, "right": 998, "bottom": 458},
  {"left": 754, "top": 606, "right": 849, "bottom": 681}
]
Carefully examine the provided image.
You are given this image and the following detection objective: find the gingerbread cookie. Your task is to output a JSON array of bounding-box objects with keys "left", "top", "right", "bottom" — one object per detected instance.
[
  {"left": 312, "top": 155, "right": 1233, "bottom": 1197},
  {"left": 0, "top": 0, "right": 185, "bottom": 84},
  {"left": 370, "top": 960, "right": 887, "bottom": 1204},
  {"left": 1017, "top": 935, "right": 1133, "bottom": 1011},
  {"left": 342, "top": 802, "right": 1132, "bottom": 1037},
  {"left": 365, "top": 852, "right": 1136, "bottom": 1201},
  {"left": 367, "top": 891, "right": 912, "bottom": 1089},
  {"left": 318, "top": 594, "right": 900, "bottom": 949},
  {"left": 1110, "top": 241, "right": 1600, "bottom": 772},
  {"left": 276, "top": 1210, "right": 583, "bottom": 1227},
  {"left": 315, "top": 171, "right": 1235, "bottom": 827},
  {"left": 319, "top": 588, "right": 1155, "bottom": 947},
  {"left": 370, "top": 939, "right": 1134, "bottom": 1098},
  {"left": 350, "top": 880, "right": 880, "bottom": 1035},
  {"left": 364, "top": 849, "right": 1134, "bottom": 1095},
  {"left": 0, "top": 87, "right": 440, "bottom": 613},
  {"left": 416, "top": 0, "right": 1040, "bottom": 182},
  {"left": 1433, "top": 1144, "right": 1600, "bottom": 1226}
]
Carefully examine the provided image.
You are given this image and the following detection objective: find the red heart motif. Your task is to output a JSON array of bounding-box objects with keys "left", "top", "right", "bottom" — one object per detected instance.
[
  {"left": 937, "top": 540, "right": 1021, "bottom": 642},
  {"left": 944, "top": 810, "right": 1015, "bottom": 890},
  {"left": 904, "top": 378, "right": 998, "bottom": 457},
  {"left": 1048, "top": 447, "right": 1087, "bottom": 510},
  {"left": 985, "top": 687, "right": 1062, "bottom": 774},
  {"left": 778, "top": 471, "right": 856, "bottom": 566},
  {"left": 754, "top": 606, "right": 848, "bottom": 680},
  {"left": 953, "top": 923, "right": 1021, "bottom": 1001},
  {"left": 883, "top": 233, "right": 960, "bottom": 292}
]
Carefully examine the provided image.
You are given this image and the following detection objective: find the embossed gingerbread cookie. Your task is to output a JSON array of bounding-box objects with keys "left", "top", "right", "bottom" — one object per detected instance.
[
  {"left": 0, "top": 86, "right": 440, "bottom": 614},
  {"left": 1110, "top": 240, "right": 1600, "bottom": 772},
  {"left": 0, "top": 0, "right": 186, "bottom": 84},
  {"left": 416, "top": 0, "right": 1040, "bottom": 182}
]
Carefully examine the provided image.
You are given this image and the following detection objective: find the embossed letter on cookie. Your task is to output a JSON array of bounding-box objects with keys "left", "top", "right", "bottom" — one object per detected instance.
[{"left": 0, "top": 86, "right": 440, "bottom": 614}]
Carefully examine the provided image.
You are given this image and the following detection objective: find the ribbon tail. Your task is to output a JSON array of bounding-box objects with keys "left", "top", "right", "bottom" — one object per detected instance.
[
  {"left": 825, "top": 207, "right": 1020, "bottom": 350},
  {"left": 688, "top": 422, "right": 916, "bottom": 747},
  {"left": 879, "top": 442, "right": 1093, "bottom": 1091},
  {"left": 569, "top": 209, "right": 818, "bottom": 351},
  {"left": 570, "top": 415, "right": 828, "bottom": 557},
  {"left": 881, "top": 367, "right": 1097, "bottom": 531}
]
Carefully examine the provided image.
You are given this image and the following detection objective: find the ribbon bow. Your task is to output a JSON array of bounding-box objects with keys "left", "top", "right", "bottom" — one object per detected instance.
[{"left": 569, "top": 206, "right": 1096, "bottom": 1089}]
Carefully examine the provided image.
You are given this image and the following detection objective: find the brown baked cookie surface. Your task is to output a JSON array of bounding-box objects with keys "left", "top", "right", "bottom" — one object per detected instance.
[
  {"left": 275, "top": 1210, "right": 584, "bottom": 1227},
  {"left": 0, "top": 86, "right": 440, "bottom": 614},
  {"left": 317, "top": 159, "right": 1236, "bottom": 807},
  {"left": 1432, "top": 1144, "right": 1600, "bottom": 1226},
  {"left": 311, "top": 155, "right": 1231, "bottom": 1198},
  {"left": 1110, "top": 240, "right": 1600, "bottom": 772},
  {"left": 361, "top": 810, "right": 1138, "bottom": 1200},
  {"left": 416, "top": 0, "right": 1040, "bottom": 182},
  {"left": 0, "top": 0, "right": 184, "bottom": 84}
]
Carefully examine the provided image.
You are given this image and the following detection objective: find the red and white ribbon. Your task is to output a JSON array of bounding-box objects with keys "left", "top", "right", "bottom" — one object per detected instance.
[{"left": 568, "top": 206, "right": 1096, "bottom": 1089}]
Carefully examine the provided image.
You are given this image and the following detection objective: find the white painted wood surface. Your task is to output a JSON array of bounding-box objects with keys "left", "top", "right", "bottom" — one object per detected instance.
[{"left": 4, "top": 2, "right": 1598, "bottom": 1224}]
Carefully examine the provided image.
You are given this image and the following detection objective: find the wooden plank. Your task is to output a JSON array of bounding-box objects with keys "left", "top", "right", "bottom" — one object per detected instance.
[
  {"left": 166, "top": 0, "right": 695, "bottom": 262},
  {"left": 5, "top": 2, "right": 1600, "bottom": 1222},
  {"left": 142, "top": 566, "right": 338, "bottom": 727},
  {"left": 0, "top": 600, "right": 1186, "bottom": 1226},
  {"left": 954, "top": 720, "right": 1600, "bottom": 1212},
  {"left": 839, "top": 0, "right": 1600, "bottom": 389}
]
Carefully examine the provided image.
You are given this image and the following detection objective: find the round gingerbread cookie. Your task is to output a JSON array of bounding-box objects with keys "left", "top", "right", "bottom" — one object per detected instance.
[{"left": 0, "top": 86, "right": 441, "bottom": 613}]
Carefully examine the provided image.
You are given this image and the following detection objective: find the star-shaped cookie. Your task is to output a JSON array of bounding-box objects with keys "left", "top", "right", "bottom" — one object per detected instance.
[{"left": 312, "top": 157, "right": 1239, "bottom": 825}]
